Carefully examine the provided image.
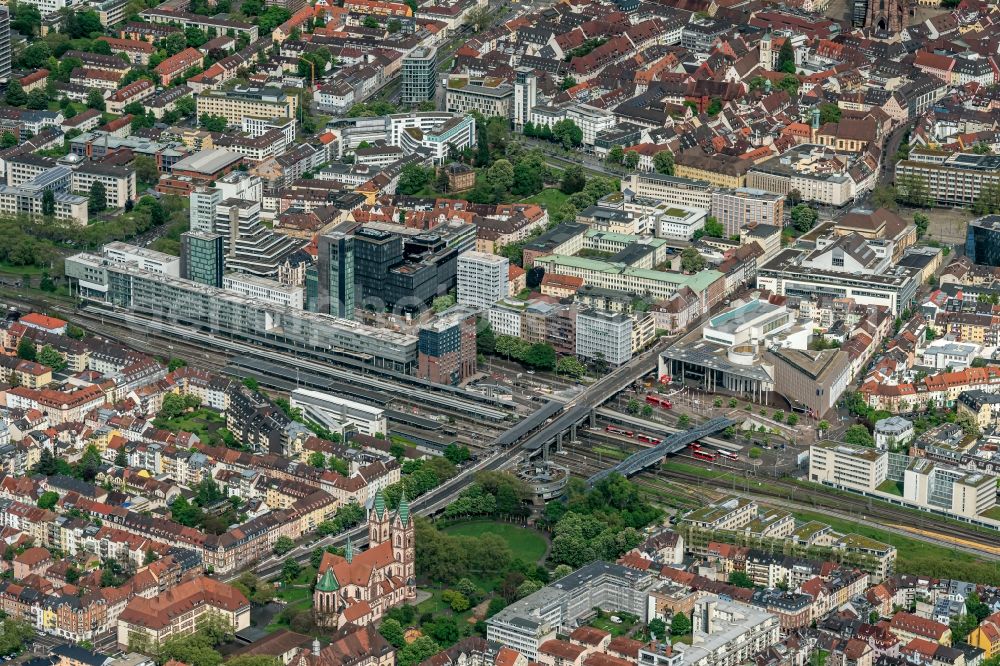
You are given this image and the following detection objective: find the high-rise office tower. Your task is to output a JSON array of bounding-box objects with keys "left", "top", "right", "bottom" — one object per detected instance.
[
  {"left": 0, "top": 8, "right": 10, "bottom": 85},
  {"left": 180, "top": 231, "right": 225, "bottom": 287},
  {"left": 401, "top": 47, "right": 437, "bottom": 105},
  {"left": 513, "top": 67, "right": 537, "bottom": 130},
  {"left": 317, "top": 231, "right": 355, "bottom": 319}
]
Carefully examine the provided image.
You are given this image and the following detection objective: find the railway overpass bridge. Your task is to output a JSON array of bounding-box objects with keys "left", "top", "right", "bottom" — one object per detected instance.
[{"left": 587, "top": 416, "right": 739, "bottom": 486}]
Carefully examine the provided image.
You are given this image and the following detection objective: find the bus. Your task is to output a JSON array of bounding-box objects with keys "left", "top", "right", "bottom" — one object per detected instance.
[
  {"left": 717, "top": 449, "right": 738, "bottom": 461},
  {"left": 693, "top": 450, "right": 717, "bottom": 461},
  {"left": 636, "top": 433, "right": 660, "bottom": 445},
  {"left": 645, "top": 395, "right": 673, "bottom": 409},
  {"left": 606, "top": 425, "right": 634, "bottom": 437}
]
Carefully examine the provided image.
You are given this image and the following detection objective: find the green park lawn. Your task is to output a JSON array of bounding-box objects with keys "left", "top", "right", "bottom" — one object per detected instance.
[
  {"left": 520, "top": 188, "right": 569, "bottom": 213},
  {"left": 442, "top": 520, "right": 548, "bottom": 564}
]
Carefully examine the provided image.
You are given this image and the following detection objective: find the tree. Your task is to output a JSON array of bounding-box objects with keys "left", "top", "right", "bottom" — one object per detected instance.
[
  {"left": 37, "top": 491, "right": 59, "bottom": 510},
  {"left": 680, "top": 247, "right": 705, "bottom": 273},
  {"left": 0, "top": 618, "right": 34, "bottom": 656},
  {"left": 728, "top": 571, "right": 755, "bottom": 588},
  {"left": 5, "top": 81, "right": 27, "bottom": 106},
  {"left": 281, "top": 558, "right": 301, "bottom": 583},
  {"left": 973, "top": 183, "right": 1000, "bottom": 215},
  {"left": 896, "top": 173, "right": 930, "bottom": 208},
  {"left": 749, "top": 447, "right": 762, "bottom": 459},
  {"left": 379, "top": 618, "right": 406, "bottom": 648},
  {"left": 398, "top": 163, "right": 431, "bottom": 195},
  {"left": 671, "top": 611, "right": 693, "bottom": 636},
  {"left": 789, "top": 204, "right": 817, "bottom": 233},
  {"left": 560, "top": 165, "right": 586, "bottom": 194},
  {"left": 227, "top": 657, "right": 282, "bottom": 666},
  {"left": 11, "top": 3, "right": 41, "bottom": 36},
  {"left": 560, "top": 76, "right": 576, "bottom": 90},
  {"left": 487, "top": 159, "right": 515, "bottom": 194},
  {"left": 465, "top": 4, "right": 492, "bottom": 30},
  {"left": 652, "top": 150, "right": 675, "bottom": 175},
  {"left": 273, "top": 536, "right": 295, "bottom": 555},
  {"left": 786, "top": 413, "right": 799, "bottom": 427},
  {"left": 115, "top": 449, "right": 128, "bottom": 467},
  {"left": 778, "top": 39, "right": 796, "bottom": 74},
  {"left": 704, "top": 217, "right": 724, "bottom": 238},
  {"left": 26, "top": 89, "right": 48, "bottom": 110},
  {"left": 621, "top": 150, "right": 639, "bottom": 170},
  {"left": 388, "top": 18, "right": 402, "bottom": 32},
  {"left": 0, "top": 132, "right": 16, "bottom": 149},
  {"left": 38, "top": 346, "right": 65, "bottom": 371},
  {"left": 134, "top": 155, "right": 159, "bottom": 185},
  {"left": 200, "top": 114, "right": 228, "bottom": 132},
  {"left": 843, "top": 424, "right": 874, "bottom": 447},
  {"left": 523, "top": 343, "right": 556, "bottom": 370},
  {"left": 872, "top": 185, "right": 898, "bottom": 211},
  {"left": 88, "top": 181, "right": 107, "bottom": 214},
  {"left": 607, "top": 145, "right": 624, "bottom": 164},
  {"left": 86, "top": 89, "right": 106, "bottom": 111},
  {"left": 819, "top": 102, "right": 841, "bottom": 125},
  {"left": 913, "top": 212, "right": 929, "bottom": 238},
  {"left": 41, "top": 189, "right": 56, "bottom": 217},
  {"left": 476, "top": 318, "right": 495, "bottom": 355},
  {"left": 677, "top": 413, "right": 691, "bottom": 428},
  {"left": 398, "top": 637, "right": 440, "bottom": 666},
  {"left": 818, "top": 420, "right": 831, "bottom": 435},
  {"left": 706, "top": 98, "right": 723, "bottom": 116},
  {"left": 17, "top": 337, "right": 36, "bottom": 362},
  {"left": 363, "top": 14, "right": 380, "bottom": 28},
  {"left": 556, "top": 356, "right": 586, "bottom": 379},
  {"left": 551, "top": 119, "right": 583, "bottom": 149}
]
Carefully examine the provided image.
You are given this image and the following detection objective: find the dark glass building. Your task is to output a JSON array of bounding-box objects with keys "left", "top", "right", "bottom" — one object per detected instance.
[
  {"left": 965, "top": 216, "right": 1000, "bottom": 267},
  {"left": 180, "top": 231, "right": 225, "bottom": 287},
  {"left": 317, "top": 231, "right": 355, "bottom": 318}
]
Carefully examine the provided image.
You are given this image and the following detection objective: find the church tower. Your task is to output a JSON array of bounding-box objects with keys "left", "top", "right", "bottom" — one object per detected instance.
[
  {"left": 759, "top": 32, "right": 773, "bottom": 71},
  {"left": 392, "top": 492, "right": 416, "bottom": 598},
  {"left": 369, "top": 490, "right": 391, "bottom": 546},
  {"left": 865, "top": 0, "right": 908, "bottom": 32},
  {"left": 313, "top": 565, "right": 340, "bottom": 628}
]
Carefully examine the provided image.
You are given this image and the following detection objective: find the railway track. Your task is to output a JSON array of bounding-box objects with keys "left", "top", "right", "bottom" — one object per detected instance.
[{"left": 560, "top": 436, "right": 1000, "bottom": 558}]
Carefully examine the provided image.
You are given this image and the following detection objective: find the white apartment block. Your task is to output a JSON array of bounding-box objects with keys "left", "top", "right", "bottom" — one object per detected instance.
[
  {"left": 565, "top": 105, "right": 616, "bottom": 147},
  {"left": 72, "top": 163, "right": 136, "bottom": 209},
  {"left": 487, "top": 299, "right": 526, "bottom": 337},
  {"left": 657, "top": 205, "right": 707, "bottom": 241},
  {"left": 289, "top": 388, "right": 387, "bottom": 437},
  {"left": 576, "top": 309, "right": 633, "bottom": 366},
  {"left": 102, "top": 242, "right": 180, "bottom": 276},
  {"left": 457, "top": 251, "right": 509, "bottom": 309},
  {"left": 683, "top": 496, "right": 758, "bottom": 531},
  {"left": 623, "top": 173, "right": 713, "bottom": 210},
  {"left": 674, "top": 597, "right": 781, "bottom": 666},
  {"left": 809, "top": 441, "right": 887, "bottom": 492},
  {"left": 195, "top": 87, "right": 296, "bottom": 127},
  {"left": 223, "top": 273, "right": 304, "bottom": 309}
]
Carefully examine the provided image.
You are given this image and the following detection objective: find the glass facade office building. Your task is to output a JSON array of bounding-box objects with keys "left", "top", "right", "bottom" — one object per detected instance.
[
  {"left": 180, "top": 231, "right": 225, "bottom": 287},
  {"left": 966, "top": 216, "right": 1000, "bottom": 267}
]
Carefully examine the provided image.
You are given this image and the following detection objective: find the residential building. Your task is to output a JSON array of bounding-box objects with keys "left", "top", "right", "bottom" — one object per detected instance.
[
  {"left": 72, "top": 162, "right": 136, "bottom": 209},
  {"left": 195, "top": 87, "right": 296, "bottom": 127},
  {"left": 117, "top": 576, "right": 250, "bottom": 648},
  {"left": 513, "top": 66, "right": 537, "bottom": 130},
  {"left": 874, "top": 416, "right": 914, "bottom": 451},
  {"left": 445, "top": 77, "right": 514, "bottom": 118},
  {"left": 671, "top": 596, "right": 781, "bottom": 666},
  {"left": 487, "top": 562, "right": 656, "bottom": 660},
  {"left": 457, "top": 251, "right": 509, "bottom": 309},
  {"left": 657, "top": 205, "right": 707, "bottom": 241},
  {"left": 711, "top": 189, "right": 784, "bottom": 237}
]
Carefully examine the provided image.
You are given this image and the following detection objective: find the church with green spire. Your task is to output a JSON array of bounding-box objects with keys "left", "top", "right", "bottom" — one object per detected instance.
[{"left": 313, "top": 489, "right": 416, "bottom": 629}]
